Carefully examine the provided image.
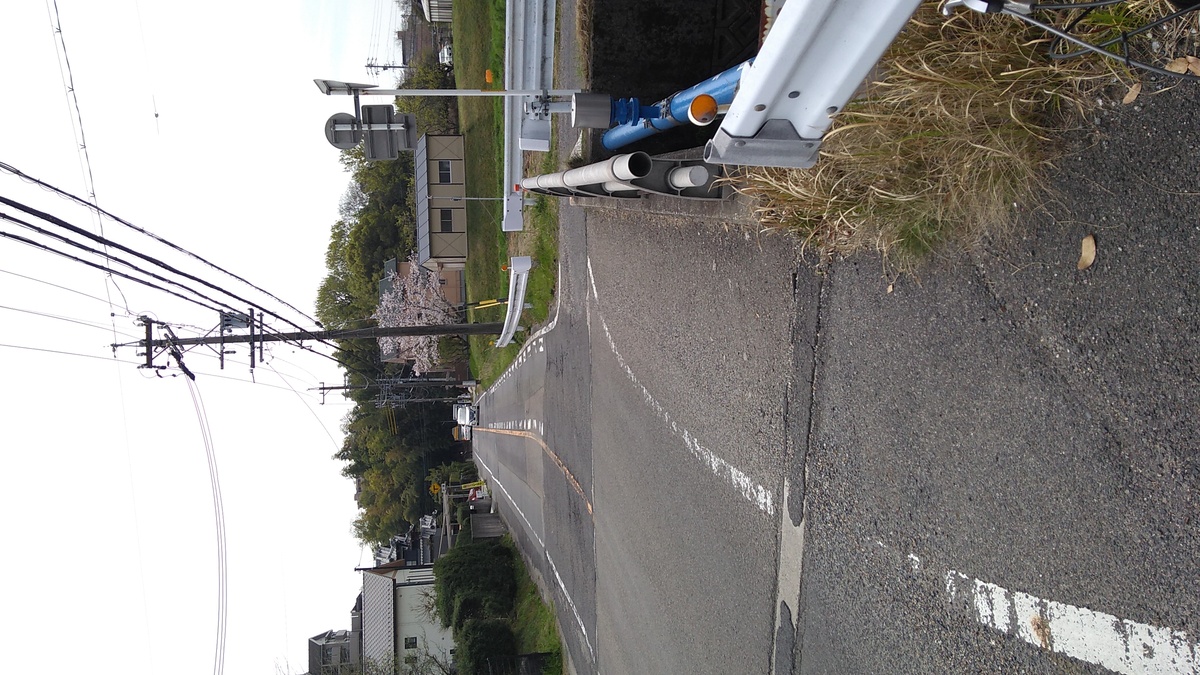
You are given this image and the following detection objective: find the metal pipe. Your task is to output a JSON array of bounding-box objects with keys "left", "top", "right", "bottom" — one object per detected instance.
[
  {"left": 520, "top": 152, "right": 653, "bottom": 190},
  {"left": 601, "top": 60, "right": 752, "bottom": 151}
]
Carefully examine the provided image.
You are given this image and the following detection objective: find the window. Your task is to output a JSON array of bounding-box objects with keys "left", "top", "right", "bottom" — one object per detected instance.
[
  {"left": 322, "top": 646, "right": 333, "bottom": 663},
  {"left": 438, "top": 160, "right": 452, "bottom": 183},
  {"left": 404, "top": 655, "right": 418, "bottom": 665},
  {"left": 404, "top": 636, "right": 418, "bottom": 650},
  {"left": 340, "top": 645, "right": 349, "bottom": 661},
  {"left": 439, "top": 209, "right": 454, "bottom": 233}
]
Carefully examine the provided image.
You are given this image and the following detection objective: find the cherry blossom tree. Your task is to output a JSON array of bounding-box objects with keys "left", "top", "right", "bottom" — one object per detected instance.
[{"left": 373, "top": 253, "right": 459, "bottom": 374}]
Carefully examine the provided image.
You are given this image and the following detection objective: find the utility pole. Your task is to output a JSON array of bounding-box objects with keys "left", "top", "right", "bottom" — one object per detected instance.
[{"left": 124, "top": 316, "right": 504, "bottom": 375}]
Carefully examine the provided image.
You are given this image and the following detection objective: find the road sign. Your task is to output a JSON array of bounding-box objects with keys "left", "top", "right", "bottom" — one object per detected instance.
[
  {"left": 324, "top": 112, "right": 361, "bottom": 150},
  {"left": 361, "top": 105, "right": 418, "bottom": 161}
]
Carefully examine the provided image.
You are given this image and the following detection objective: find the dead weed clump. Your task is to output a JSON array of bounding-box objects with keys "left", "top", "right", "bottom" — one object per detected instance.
[{"left": 737, "top": 0, "right": 1190, "bottom": 269}]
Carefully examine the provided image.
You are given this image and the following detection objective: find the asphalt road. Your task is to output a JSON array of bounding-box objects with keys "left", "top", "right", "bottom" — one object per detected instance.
[{"left": 468, "top": 3, "right": 1200, "bottom": 673}]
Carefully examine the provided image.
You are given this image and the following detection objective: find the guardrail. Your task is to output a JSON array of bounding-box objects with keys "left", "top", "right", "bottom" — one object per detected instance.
[
  {"left": 495, "top": 256, "right": 533, "bottom": 347},
  {"left": 502, "top": 0, "right": 559, "bottom": 231}
]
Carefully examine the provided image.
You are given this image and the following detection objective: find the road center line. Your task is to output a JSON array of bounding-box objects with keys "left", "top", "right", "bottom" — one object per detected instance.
[{"left": 478, "top": 426, "right": 592, "bottom": 515}]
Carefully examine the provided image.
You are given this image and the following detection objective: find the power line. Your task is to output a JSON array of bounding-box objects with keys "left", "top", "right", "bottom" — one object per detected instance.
[
  {"left": 0, "top": 199, "right": 351, "bottom": 369},
  {"left": 0, "top": 189, "right": 341, "bottom": 355},
  {"left": 0, "top": 302, "right": 141, "bottom": 339},
  {"left": 0, "top": 341, "right": 141, "bottom": 365},
  {"left": 0, "top": 160, "right": 329, "bottom": 330},
  {"left": 183, "top": 379, "right": 227, "bottom": 675},
  {"left": 42, "top": 0, "right": 132, "bottom": 316},
  {"left": 265, "top": 363, "right": 342, "bottom": 449},
  {"left": 0, "top": 227, "right": 225, "bottom": 313},
  {"left": 0, "top": 210, "right": 239, "bottom": 315},
  {"left": 0, "top": 266, "right": 125, "bottom": 309}
]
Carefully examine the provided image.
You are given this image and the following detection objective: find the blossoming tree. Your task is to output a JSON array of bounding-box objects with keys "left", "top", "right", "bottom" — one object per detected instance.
[{"left": 373, "top": 253, "right": 459, "bottom": 374}]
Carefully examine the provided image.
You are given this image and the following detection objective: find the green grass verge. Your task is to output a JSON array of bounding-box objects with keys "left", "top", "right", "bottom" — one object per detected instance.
[
  {"left": 452, "top": 0, "right": 560, "bottom": 387},
  {"left": 503, "top": 536, "right": 564, "bottom": 674}
]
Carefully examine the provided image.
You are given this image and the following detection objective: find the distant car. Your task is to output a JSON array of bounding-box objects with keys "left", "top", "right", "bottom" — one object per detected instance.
[{"left": 453, "top": 403, "right": 479, "bottom": 426}]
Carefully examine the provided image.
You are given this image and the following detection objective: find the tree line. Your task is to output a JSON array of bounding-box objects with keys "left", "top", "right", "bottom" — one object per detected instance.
[{"left": 315, "top": 52, "right": 463, "bottom": 545}]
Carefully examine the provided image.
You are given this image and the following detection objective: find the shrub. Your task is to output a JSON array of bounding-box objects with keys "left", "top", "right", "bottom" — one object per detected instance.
[
  {"left": 457, "top": 618, "right": 516, "bottom": 675},
  {"left": 433, "top": 541, "right": 517, "bottom": 627}
]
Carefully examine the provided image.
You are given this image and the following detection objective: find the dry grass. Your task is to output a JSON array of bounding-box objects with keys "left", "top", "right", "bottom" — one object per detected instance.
[
  {"left": 575, "top": 0, "right": 594, "bottom": 85},
  {"left": 736, "top": 0, "right": 1193, "bottom": 269}
]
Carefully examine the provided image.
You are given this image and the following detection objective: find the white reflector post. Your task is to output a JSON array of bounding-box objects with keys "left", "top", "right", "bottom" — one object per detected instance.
[{"left": 705, "top": 0, "right": 922, "bottom": 168}]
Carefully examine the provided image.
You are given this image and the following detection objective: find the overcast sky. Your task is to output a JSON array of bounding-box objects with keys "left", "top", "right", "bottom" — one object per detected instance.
[{"left": 0, "top": 1, "right": 407, "bottom": 673}]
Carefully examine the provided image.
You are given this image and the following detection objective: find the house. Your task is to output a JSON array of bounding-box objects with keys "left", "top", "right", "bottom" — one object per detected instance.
[
  {"left": 306, "top": 596, "right": 363, "bottom": 675},
  {"left": 415, "top": 135, "right": 468, "bottom": 270},
  {"left": 360, "top": 562, "right": 455, "bottom": 673}
]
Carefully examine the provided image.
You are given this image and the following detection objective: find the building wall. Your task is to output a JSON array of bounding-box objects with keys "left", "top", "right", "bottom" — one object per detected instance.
[
  {"left": 395, "top": 585, "right": 454, "bottom": 665},
  {"left": 416, "top": 134, "right": 469, "bottom": 267},
  {"left": 362, "top": 570, "right": 396, "bottom": 669}
]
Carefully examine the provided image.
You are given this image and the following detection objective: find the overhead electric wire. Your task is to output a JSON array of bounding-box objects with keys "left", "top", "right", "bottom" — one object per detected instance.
[
  {"left": 43, "top": 0, "right": 133, "bottom": 317},
  {"left": 0, "top": 227, "right": 225, "bottom": 314},
  {"left": 0, "top": 161, "right": 330, "bottom": 331},
  {"left": 0, "top": 267, "right": 124, "bottom": 309},
  {"left": 265, "top": 362, "right": 342, "bottom": 449},
  {"left": 0, "top": 210, "right": 238, "bottom": 315},
  {"left": 0, "top": 302, "right": 141, "bottom": 339},
  {"left": 0, "top": 194, "right": 340, "bottom": 353},
  {"left": 184, "top": 379, "right": 228, "bottom": 675},
  {"left": 0, "top": 341, "right": 142, "bottom": 365}
]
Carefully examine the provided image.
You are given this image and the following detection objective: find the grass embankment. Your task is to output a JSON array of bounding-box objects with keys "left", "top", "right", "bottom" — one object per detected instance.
[
  {"left": 739, "top": 0, "right": 1194, "bottom": 269},
  {"left": 453, "top": 0, "right": 559, "bottom": 386},
  {"left": 507, "top": 536, "right": 564, "bottom": 673}
]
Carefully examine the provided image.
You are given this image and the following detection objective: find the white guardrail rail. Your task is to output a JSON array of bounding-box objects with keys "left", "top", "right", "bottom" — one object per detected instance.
[
  {"left": 705, "top": 0, "right": 923, "bottom": 168},
  {"left": 495, "top": 256, "right": 533, "bottom": 347}
]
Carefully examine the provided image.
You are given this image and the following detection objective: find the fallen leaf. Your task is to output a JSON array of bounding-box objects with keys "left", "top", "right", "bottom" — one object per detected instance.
[
  {"left": 1078, "top": 234, "right": 1097, "bottom": 270},
  {"left": 1031, "top": 615, "right": 1052, "bottom": 650},
  {"left": 1122, "top": 82, "right": 1142, "bottom": 104},
  {"left": 1187, "top": 55, "right": 1200, "bottom": 76},
  {"left": 887, "top": 284, "right": 894, "bottom": 294},
  {"left": 1165, "top": 57, "right": 1189, "bottom": 74}
]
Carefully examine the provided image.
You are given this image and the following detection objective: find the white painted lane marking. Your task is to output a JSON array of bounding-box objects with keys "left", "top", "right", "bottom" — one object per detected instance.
[
  {"left": 586, "top": 257, "right": 775, "bottom": 516},
  {"left": 547, "top": 551, "right": 596, "bottom": 662},
  {"left": 474, "top": 451, "right": 544, "bottom": 549},
  {"left": 771, "top": 479, "right": 804, "bottom": 675},
  {"left": 945, "top": 571, "right": 1199, "bottom": 674},
  {"left": 479, "top": 258, "right": 563, "bottom": 405}
]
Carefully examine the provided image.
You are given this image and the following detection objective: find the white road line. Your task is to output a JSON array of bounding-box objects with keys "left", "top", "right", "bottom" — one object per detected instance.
[
  {"left": 586, "top": 257, "right": 775, "bottom": 516},
  {"left": 547, "top": 551, "right": 596, "bottom": 662},
  {"left": 474, "top": 451, "right": 544, "bottom": 549},
  {"left": 771, "top": 479, "right": 804, "bottom": 675},
  {"left": 945, "top": 571, "right": 1199, "bottom": 674}
]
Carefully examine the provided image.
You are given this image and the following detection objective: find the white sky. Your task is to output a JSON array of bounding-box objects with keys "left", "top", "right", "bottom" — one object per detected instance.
[{"left": 0, "top": 1, "right": 408, "bottom": 673}]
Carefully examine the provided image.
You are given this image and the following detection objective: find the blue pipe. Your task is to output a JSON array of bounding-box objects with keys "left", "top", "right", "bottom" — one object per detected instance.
[{"left": 602, "top": 59, "right": 752, "bottom": 151}]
